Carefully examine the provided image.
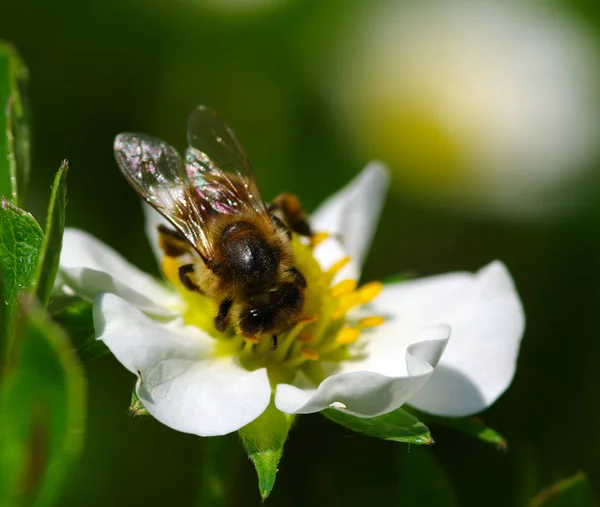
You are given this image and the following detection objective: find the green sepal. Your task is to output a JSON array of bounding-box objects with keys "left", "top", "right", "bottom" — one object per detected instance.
[
  {"left": 383, "top": 271, "right": 415, "bottom": 284},
  {"left": 405, "top": 406, "right": 507, "bottom": 449},
  {"left": 50, "top": 296, "right": 106, "bottom": 361},
  {"left": 50, "top": 296, "right": 94, "bottom": 331},
  {"left": 0, "top": 41, "right": 30, "bottom": 206},
  {"left": 530, "top": 473, "right": 597, "bottom": 507},
  {"left": 130, "top": 389, "right": 150, "bottom": 417},
  {"left": 0, "top": 299, "right": 86, "bottom": 507},
  {"left": 34, "top": 161, "right": 69, "bottom": 307},
  {"left": 322, "top": 406, "right": 433, "bottom": 445},
  {"left": 0, "top": 197, "right": 43, "bottom": 359},
  {"left": 238, "top": 401, "right": 295, "bottom": 500}
]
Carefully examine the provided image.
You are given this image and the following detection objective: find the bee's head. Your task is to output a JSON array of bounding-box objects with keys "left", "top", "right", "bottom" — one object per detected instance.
[{"left": 238, "top": 282, "right": 304, "bottom": 337}]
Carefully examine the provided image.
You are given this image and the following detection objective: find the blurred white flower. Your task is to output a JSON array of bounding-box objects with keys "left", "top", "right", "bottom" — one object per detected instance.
[
  {"left": 331, "top": 0, "right": 600, "bottom": 218},
  {"left": 56, "top": 164, "right": 524, "bottom": 436}
]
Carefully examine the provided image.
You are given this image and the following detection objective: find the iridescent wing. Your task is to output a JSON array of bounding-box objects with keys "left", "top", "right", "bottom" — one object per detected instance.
[
  {"left": 185, "top": 105, "right": 270, "bottom": 220},
  {"left": 114, "top": 133, "right": 215, "bottom": 261}
]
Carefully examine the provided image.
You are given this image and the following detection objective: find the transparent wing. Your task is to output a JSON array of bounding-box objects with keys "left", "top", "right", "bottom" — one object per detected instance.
[
  {"left": 114, "top": 133, "right": 215, "bottom": 261},
  {"left": 185, "top": 105, "right": 269, "bottom": 219}
]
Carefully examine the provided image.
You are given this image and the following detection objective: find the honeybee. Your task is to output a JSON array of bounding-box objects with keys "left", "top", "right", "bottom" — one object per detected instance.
[{"left": 114, "top": 105, "right": 312, "bottom": 344}]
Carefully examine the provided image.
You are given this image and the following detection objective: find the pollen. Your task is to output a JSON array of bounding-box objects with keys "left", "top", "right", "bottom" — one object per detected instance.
[
  {"left": 327, "top": 256, "right": 351, "bottom": 276},
  {"left": 300, "top": 348, "right": 319, "bottom": 361},
  {"left": 357, "top": 281, "right": 383, "bottom": 304},
  {"left": 335, "top": 327, "right": 361, "bottom": 345},
  {"left": 161, "top": 256, "right": 181, "bottom": 286},
  {"left": 243, "top": 336, "right": 261, "bottom": 345},
  {"left": 358, "top": 316, "right": 385, "bottom": 328},
  {"left": 330, "top": 279, "right": 358, "bottom": 298},
  {"left": 310, "top": 231, "right": 329, "bottom": 248}
]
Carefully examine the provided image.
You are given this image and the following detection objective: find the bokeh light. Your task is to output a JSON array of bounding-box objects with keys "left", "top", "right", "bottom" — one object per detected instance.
[{"left": 331, "top": 0, "right": 600, "bottom": 218}]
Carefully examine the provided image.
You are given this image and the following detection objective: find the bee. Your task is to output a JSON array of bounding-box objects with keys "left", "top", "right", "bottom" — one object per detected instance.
[{"left": 114, "top": 105, "right": 312, "bottom": 345}]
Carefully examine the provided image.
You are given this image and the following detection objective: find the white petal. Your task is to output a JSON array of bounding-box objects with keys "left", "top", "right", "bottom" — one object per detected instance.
[
  {"left": 95, "top": 293, "right": 271, "bottom": 436},
  {"left": 274, "top": 324, "right": 449, "bottom": 416},
  {"left": 143, "top": 202, "right": 170, "bottom": 265},
  {"left": 310, "top": 161, "right": 390, "bottom": 280},
  {"left": 374, "top": 261, "right": 524, "bottom": 416},
  {"left": 59, "top": 228, "right": 177, "bottom": 316}
]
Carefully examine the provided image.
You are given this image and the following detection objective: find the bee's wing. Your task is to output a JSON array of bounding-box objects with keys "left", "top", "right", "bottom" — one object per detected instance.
[
  {"left": 114, "top": 133, "right": 215, "bottom": 261},
  {"left": 185, "top": 105, "right": 270, "bottom": 220}
]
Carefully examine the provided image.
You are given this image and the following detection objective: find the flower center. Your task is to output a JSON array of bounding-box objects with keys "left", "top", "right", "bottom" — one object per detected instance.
[{"left": 160, "top": 234, "right": 384, "bottom": 386}]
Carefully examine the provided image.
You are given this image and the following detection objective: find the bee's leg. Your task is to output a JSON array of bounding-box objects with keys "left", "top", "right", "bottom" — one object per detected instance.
[
  {"left": 178, "top": 264, "right": 204, "bottom": 293},
  {"left": 286, "top": 267, "right": 307, "bottom": 288},
  {"left": 271, "top": 335, "right": 278, "bottom": 351},
  {"left": 158, "top": 224, "right": 191, "bottom": 257},
  {"left": 268, "top": 193, "right": 313, "bottom": 237},
  {"left": 214, "top": 297, "right": 233, "bottom": 333}
]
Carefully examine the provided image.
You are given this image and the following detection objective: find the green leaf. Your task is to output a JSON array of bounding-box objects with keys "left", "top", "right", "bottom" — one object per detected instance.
[
  {"left": 238, "top": 402, "right": 294, "bottom": 500},
  {"left": 35, "top": 162, "right": 69, "bottom": 307},
  {"left": 0, "top": 300, "right": 86, "bottom": 507},
  {"left": 530, "top": 473, "right": 598, "bottom": 507},
  {"left": 405, "top": 406, "right": 507, "bottom": 449},
  {"left": 323, "top": 406, "right": 433, "bottom": 445},
  {"left": 0, "top": 41, "right": 30, "bottom": 206},
  {"left": 0, "top": 197, "right": 43, "bottom": 358}
]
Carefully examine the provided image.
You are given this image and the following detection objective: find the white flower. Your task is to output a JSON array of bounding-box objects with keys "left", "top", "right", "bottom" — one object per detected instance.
[
  {"left": 56, "top": 162, "right": 524, "bottom": 436},
  {"left": 330, "top": 0, "right": 600, "bottom": 218}
]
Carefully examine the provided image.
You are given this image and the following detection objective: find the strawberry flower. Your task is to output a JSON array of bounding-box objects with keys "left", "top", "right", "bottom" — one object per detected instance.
[{"left": 56, "top": 162, "right": 524, "bottom": 436}]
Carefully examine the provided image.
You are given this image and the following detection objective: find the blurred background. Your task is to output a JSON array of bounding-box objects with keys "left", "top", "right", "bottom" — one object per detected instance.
[{"left": 1, "top": 0, "right": 600, "bottom": 505}]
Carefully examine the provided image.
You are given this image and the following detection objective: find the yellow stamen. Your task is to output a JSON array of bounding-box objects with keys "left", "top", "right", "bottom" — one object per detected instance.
[
  {"left": 296, "top": 331, "right": 313, "bottom": 343},
  {"left": 339, "top": 291, "right": 362, "bottom": 309},
  {"left": 358, "top": 316, "right": 385, "bottom": 328},
  {"left": 270, "top": 318, "right": 314, "bottom": 361},
  {"left": 327, "top": 256, "right": 351, "bottom": 276},
  {"left": 310, "top": 232, "right": 329, "bottom": 248},
  {"left": 331, "top": 310, "right": 344, "bottom": 321},
  {"left": 165, "top": 228, "right": 387, "bottom": 381},
  {"left": 331, "top": 279, "right": 358, "bottom": 299},
  {"left": 357, "top": 281, "right": 383, "bottom": 304},
  {"left": 331, "top": 291, "right": 362, "bottom": 319},
  {"left": 335, "top": 327, "right": 361, "bottom": 345},
  {"left": 298, "top": 314, "right": 318, "bottom": 324},
  {"left": 300, "top": 348, "right": 319, "bottom": 361},
  {"left": 161, "top": 256, "right": 181, "bottom": 285}
]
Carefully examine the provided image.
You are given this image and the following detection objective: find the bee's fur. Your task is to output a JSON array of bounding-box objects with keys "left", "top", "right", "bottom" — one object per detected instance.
[{"left": 159, "top": 198, "right": 310, "bottom": 339}]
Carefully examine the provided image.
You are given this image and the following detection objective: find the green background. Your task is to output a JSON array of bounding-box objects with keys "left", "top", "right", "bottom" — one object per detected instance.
[{"left": 1, "top": 0, "right": 600, "bottom": 505}]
